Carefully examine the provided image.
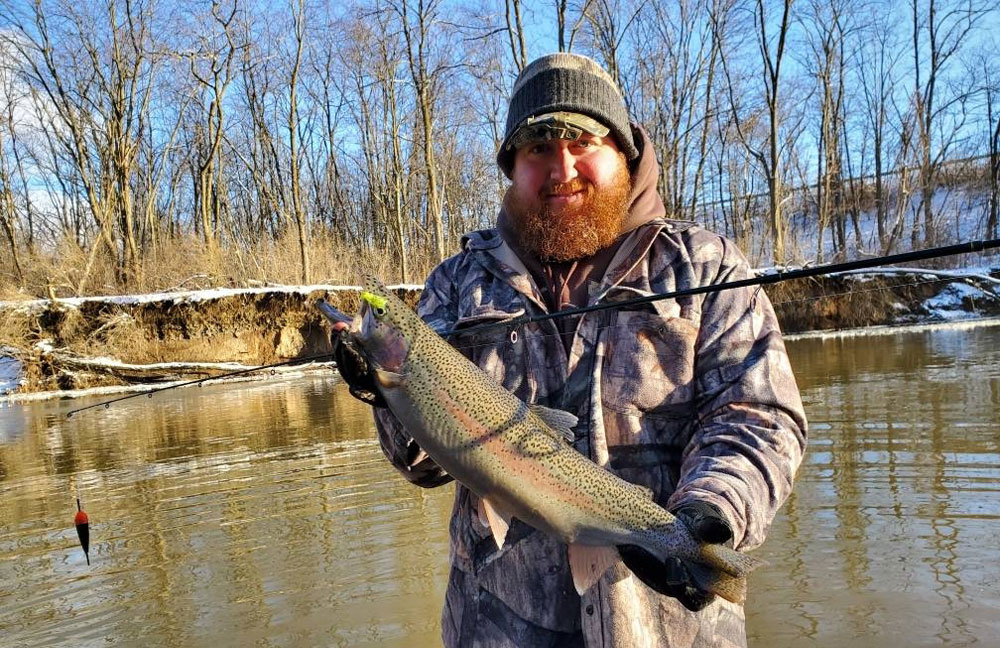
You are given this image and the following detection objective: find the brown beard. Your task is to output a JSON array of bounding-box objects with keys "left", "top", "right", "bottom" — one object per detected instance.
[{"left": 506, "top": 162, "right": 632, "bottom": 262}]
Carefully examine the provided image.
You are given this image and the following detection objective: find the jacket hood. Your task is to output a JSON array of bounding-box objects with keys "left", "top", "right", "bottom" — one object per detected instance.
[{"left": 621, "top": 124, "right": 667, "bottom": 232}]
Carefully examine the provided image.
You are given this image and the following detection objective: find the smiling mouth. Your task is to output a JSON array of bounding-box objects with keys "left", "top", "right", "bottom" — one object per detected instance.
[{"left": 544, "top": 187, "right": 587, "bottom": 203}]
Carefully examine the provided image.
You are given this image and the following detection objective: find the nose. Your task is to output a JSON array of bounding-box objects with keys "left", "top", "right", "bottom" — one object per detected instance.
[{"left": 548, "top": 145, "right": 579, "bottom": 183}]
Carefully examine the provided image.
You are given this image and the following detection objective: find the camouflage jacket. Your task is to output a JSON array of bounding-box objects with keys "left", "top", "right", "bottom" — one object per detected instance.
[{"left": 373, "top": 219, "right": 807, "bottom": 648}]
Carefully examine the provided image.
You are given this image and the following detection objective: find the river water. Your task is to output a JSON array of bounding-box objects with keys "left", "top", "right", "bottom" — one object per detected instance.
[{"left": 1, "top": 323, "right": 998, "bottom": 647}]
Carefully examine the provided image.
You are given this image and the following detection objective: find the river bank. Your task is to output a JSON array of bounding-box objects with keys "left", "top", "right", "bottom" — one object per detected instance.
[{"left": 2, "top": 268, "right": 999, "bottom": 399}]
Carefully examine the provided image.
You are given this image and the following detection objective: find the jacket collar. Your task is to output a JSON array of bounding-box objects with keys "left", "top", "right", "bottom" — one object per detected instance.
[{"left": 462, "top": 228, "right": 549, "bottom": 312}]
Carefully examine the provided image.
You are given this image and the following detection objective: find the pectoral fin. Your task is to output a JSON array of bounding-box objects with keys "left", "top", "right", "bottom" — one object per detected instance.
[
  {"left": 528, "top": 404, "right": 577, "bottom": 443},
  {"left": 567, "top": 544, "right": 619, "bottom": 595},
  {"left": 477, "top": 497, "right": 513, "bottom": 550}
]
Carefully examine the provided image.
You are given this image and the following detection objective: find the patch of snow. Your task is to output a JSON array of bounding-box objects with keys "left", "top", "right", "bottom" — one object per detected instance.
[
  {"left": 784, "top": 315, "right": 1000, "bottom": 340},
  {"left": 830, "top": 267, "right": 1000, "bottom": 285},
  {"left": 921, "top": 282, "right": 990, "bottom": 320},
  {"left": 0, "top": 283, "right": 424, "bottom": 312},
  {"left": 33, "top": 348, "right": 262, "bottom": 373}
]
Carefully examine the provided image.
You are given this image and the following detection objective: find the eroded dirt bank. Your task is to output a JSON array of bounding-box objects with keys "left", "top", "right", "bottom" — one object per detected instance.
[
  {"left": 1, "top": 286, "right": 421, "bottom": 394},
  {"left": 2, "top": 273, "right": 998, "bottom": 396}
]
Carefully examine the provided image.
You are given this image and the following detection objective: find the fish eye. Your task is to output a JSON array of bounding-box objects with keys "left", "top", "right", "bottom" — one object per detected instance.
[{"left": 374, "top": 306, "right": 387, "bottom": 318}]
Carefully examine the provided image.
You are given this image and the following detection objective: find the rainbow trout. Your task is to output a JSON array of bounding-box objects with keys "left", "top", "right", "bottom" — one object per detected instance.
[{"left": 335, "top": 276, "right": 763, "bottom": 603}]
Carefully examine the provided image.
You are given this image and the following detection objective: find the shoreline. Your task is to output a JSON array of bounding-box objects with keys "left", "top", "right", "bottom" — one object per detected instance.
[
  {"left": 2, "top": 272, "right": 998, "bottom": 401},
  {"left": 781, "top": 313, "right": 1000, "bottom": 340},
  {"left": 5, "top": 315, "right": 1000, "bottom": 406}
]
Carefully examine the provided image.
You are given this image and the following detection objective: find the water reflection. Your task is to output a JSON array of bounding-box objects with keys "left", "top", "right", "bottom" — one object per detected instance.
[
  {"left": 2, "top": 325, "right": 999, "bottom": 646},
  {"left": 748, "top": 325, "right": 1000, "bottom": 646},
  {"left": 1, "top": 375, "right": 452, "bottom": 647}
]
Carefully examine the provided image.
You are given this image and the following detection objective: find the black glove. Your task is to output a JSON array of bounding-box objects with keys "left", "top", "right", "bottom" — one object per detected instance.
[
  {"left": 673, "top": 500, "right": 734, "bottom": 547},
  {"left": 618, "top": 500, "right": 734, "bottom": 612},
  {"left": 332, "top": 329, "right": 387, "bottom": 407}
]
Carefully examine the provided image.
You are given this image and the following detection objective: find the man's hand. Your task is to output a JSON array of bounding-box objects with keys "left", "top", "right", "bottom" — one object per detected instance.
[
  {"left": 618, "top": 500, "right": 734, "bottom": 612},
  {"left": 665, "top": 501, "right": 734, "bottom": 611},
  {"left": 332, "top": 330, "right": 387, "bottom": 407}
]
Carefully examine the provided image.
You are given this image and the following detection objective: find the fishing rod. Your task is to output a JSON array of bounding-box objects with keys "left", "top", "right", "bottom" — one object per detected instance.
[
  {"left": 60, "top": 237, "right": 999, "bottom": 417},
  {"left": 445, "top": 237, "right": 1000, "bottom": 340}
]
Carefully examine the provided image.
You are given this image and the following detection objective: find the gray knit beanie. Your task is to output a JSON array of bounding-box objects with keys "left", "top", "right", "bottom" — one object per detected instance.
[{"left": 497, "top": 53, "right": 638, "bottom": 178}]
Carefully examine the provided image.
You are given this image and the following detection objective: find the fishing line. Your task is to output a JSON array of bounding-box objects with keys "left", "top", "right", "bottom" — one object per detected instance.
[
  {"left": 63, "top": 355, "right": 335, "bottom": 417},
  {"left": 769, "top": 274, "right": 995, "bottom": 308},
  {"left": 56, "top": 238, "right": 999, "bottom": 416}
]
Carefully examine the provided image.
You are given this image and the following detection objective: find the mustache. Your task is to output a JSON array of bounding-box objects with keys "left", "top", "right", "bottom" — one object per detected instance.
[{"left": 543, "top": 178, "right": 589, "bottom": 196}]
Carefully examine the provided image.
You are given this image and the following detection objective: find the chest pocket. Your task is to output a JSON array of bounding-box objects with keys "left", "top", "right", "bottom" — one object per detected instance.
[
  {"left": 448, "top": 306, "right": 526, "bottom": 396},
  {"left": 601, "top": 308, "right": 698, "bottom": 419}
]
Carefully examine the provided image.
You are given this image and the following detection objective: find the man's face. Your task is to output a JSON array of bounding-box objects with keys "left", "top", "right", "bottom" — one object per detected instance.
[{"left": 506, "top": 133, "right": 631, "bottom": 262}]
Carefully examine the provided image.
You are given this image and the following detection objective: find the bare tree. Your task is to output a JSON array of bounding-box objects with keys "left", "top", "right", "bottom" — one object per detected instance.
[
  {"left": 802, "top": 0, "right": 850, "bottom": 261},
  {"left": 2, "top": 0, "right": 164, "bottom": 292},
  {"left": 980, "top": 50, "right": 1000, "bottom": 241},
  {"left": 855, "top": 3, "right": 904, "bottom": 253},
  {"left": 0, "top": 56, "right": 27, "bottom": 281},
  {"left": 185, "top": 1, "right": 242, "bottom": 257},
  {"left": 715, "top": 0, "right": 794, "bottom": 263},
  {"left": 504, "top": 0, "right": 528, "bottom": 71},
  {"left": 287, "top": 0, "right": 311, "bottom": 283},
  {"left": 579, "top": 0, "right": 646, "bottom": 89},
  {"left": 910, "top": 0, "right": 989, "bottom": 247},
  {"left": 630, "top": 0, "right": 720, "bottom": 219},
  {"left": 0, "top": 133, "right": 24, "bottom": 282},
  {"left": 391, "top": 0, "right": 448, "bottom": 264}
]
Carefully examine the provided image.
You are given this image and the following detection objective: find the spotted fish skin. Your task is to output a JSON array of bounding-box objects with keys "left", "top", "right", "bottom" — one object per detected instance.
[{"left": 349, "top": 275, "right": 761, "bottom": 602}]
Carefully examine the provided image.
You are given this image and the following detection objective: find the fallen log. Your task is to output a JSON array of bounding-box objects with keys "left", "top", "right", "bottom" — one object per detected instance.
[{"left": 35, "top": 342, "right": 262, "bottom": 383}]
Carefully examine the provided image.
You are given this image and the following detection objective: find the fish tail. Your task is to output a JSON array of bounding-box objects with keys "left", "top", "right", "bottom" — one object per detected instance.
[
  {"left": 685, "top": 561, "right": 748, "bottom": 605},
  {"left": 697, "top": 542, "right": 765, "bottom": 579},
  {"left": 686, "top": 543, "right": 766, "bottom": 605},
  {"left": 618, "top": 543, "right": 765, "bottom": 606}
]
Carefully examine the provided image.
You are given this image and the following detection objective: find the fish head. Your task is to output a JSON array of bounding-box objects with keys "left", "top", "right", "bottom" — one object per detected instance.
[{"left": 350, "top": 273, "right": 420, "bottom": 373}]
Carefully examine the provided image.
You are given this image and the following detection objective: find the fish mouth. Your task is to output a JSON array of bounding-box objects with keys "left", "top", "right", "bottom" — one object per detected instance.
[{"left": 316, "top": 299, "right": 354, "bottom": 332}]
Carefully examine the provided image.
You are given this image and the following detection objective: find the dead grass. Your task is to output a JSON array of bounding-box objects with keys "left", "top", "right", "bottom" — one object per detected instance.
[
  {"left": 0, "top": 308, "right": 35, "bottom": 351},
  {"left": 0, "top": 229, "right": 442, "bottom": 301}
]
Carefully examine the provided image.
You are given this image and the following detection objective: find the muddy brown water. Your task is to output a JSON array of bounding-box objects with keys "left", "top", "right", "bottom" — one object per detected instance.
[{"left": 1, "top": 323, "right": 998, "bottom": 647}]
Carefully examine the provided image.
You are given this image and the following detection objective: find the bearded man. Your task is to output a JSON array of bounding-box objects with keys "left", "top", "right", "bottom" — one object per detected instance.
[{"left": 336, "top": 53, "right": 807, "bottom": 647}]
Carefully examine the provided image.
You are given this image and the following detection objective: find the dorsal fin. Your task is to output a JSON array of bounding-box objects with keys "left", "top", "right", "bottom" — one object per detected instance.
[{"left": 529, "top": 404, "right": 577, "bottom": 443}]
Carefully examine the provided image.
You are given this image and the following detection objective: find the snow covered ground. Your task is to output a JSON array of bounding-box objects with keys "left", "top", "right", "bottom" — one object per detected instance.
[
  {"left": 784, "top": 315, "right": 1000, "bottom": 341},
  {"left": 0, "top": 282, "right": 423, "bottom": 312}
]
